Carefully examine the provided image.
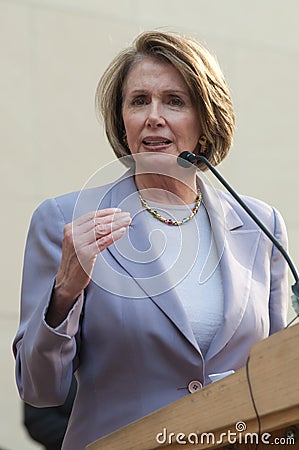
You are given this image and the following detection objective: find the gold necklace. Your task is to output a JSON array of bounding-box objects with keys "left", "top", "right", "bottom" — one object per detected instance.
[{"left": 138, "top": 190, "right": 202, "bottom": 226}]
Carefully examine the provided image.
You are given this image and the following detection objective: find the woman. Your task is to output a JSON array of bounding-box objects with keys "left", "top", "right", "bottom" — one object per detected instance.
[{"left": 13, "top": 31, "right": 288, "bottom": 449}]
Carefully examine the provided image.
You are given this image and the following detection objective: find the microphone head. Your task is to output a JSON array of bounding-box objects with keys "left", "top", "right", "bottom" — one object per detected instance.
[{"left": 177, "top": 151, "right": 197, "bottom": 168}]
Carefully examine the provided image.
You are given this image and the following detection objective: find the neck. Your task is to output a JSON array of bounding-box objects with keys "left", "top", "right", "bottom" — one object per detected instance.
[{"left": 134, "top": 172, "right": 198, "bottom": 205}]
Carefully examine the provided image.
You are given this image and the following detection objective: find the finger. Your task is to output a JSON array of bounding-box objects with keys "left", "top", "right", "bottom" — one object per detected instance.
[
  {"left": 95, "top": 217, "right": 131, "bottom": 239},
  {"left": 96, "top": 227, "right": 127, "bottom": 252},
  {"left": 95, "top": 214, "right": 131, "bottom": 237},
  {"left": 74, "top": 208, "right": 122, "bottom": 227},
  {"left": 94, "top": 208, "right": 122, "bottom": 218},
  {"left": 76, "top": 212, "right": 131, "bottom": 238},
  {"left": 72, "top": 214, "right": 130, "bottom": 250},
  {"left": 73, "top": 213, "right": 127, "bottom": 238},
  {"left": 94, "top": 211, "right": 130, "bottom": 226}
]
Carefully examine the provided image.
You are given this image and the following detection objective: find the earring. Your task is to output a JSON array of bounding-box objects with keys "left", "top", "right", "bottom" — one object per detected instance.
[{"left": 198, "top": 135, "right": 207, "bottom": 153}]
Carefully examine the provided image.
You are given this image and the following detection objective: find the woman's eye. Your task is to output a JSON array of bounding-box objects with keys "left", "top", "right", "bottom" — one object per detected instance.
[
  {"left": 169, "top": 97, "right": 184, "bottom": 106},
  {"left": 132, "top": 97, "right": 146, "bottom": 106}
]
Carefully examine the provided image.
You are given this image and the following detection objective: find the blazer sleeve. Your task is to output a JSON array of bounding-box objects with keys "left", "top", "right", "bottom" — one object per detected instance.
[
  {"left": 13, "top": 198, "right": 84, "bottom": 407},
  {"left": 269, "top": 206, "right": 289, "bottom": 334}
]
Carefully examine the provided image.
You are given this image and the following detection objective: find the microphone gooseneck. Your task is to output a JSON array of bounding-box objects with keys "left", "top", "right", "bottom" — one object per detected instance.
[{"left": 177, "top": 151, "right": 299, "bottom": 317}]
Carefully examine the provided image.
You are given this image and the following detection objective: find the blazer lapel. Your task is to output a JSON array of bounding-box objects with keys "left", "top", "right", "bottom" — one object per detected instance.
[
  {"left": 199, "top": 179, "right": 261, "bottom": 361},
  {"left": 95, "top": 170, "right": 261, "bottom": 359},
  {"left": 103, "top": 171, "right": 201, "bottom": 353}
]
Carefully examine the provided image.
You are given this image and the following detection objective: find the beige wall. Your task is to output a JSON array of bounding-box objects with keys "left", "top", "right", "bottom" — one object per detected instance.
[{"left": 1, "top": 0, "right": 299, "bottom": 448}]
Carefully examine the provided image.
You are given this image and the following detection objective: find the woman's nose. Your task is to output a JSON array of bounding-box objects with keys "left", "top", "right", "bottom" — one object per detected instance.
[{"left": 145, "top": 102, "right": 166, "bottom": 128}]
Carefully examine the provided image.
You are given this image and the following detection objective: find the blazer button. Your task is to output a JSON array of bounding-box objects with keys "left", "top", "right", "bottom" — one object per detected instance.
[{"left": 188, "top": 380, "right": 203, "bottom": 393}]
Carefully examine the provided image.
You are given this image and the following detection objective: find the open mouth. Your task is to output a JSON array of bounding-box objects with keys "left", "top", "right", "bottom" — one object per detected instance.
[{"left": 142, "top": 139, "right": 172, "bottom": 146}]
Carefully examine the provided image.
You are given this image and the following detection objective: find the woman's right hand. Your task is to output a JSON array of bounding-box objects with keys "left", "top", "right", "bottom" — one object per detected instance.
[{"left": 46, "top": 208, "right": 131, "bottom": 327}]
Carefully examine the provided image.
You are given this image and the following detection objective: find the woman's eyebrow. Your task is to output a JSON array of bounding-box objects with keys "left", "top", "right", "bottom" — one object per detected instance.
[{"left": 127, "top": 89, "right": 188, "bottom": 95}]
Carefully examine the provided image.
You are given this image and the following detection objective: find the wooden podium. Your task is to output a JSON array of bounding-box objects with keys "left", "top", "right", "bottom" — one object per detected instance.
[{"left": 86, "top": 324, "right": 299, "bottom": 449}]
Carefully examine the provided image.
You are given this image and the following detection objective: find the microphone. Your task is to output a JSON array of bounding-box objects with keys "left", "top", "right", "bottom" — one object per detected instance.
[{"left": 177, "top": 151, "right": 299, "bottom": 319}]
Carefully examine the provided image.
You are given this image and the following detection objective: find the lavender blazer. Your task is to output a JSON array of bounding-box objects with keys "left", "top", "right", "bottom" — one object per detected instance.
[{"left": 13, "top": 170, "right": 288, "bottom": 450}]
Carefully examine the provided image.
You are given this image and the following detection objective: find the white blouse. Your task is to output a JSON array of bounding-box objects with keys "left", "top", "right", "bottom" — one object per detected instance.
[{"left": 144, "top": 200, "right": 224, "bottom": 357}]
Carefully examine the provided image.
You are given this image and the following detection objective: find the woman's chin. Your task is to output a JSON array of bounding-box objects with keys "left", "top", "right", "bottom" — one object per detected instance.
[
  {"left": 133, "top": 151, "right": 196, "bottom": 179},
  {"left": 133, "top": 151, "right": 178, "bottom": 171}
]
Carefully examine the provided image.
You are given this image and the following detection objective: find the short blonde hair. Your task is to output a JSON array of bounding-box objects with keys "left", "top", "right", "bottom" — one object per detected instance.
[{"left": 96, "top": 30, "right": 235, "bottom": 168}]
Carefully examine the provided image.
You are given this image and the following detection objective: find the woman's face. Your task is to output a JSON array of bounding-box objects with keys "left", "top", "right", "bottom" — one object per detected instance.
[{"left": 122, "top": 57, "right": 201, "bottom": 165}]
